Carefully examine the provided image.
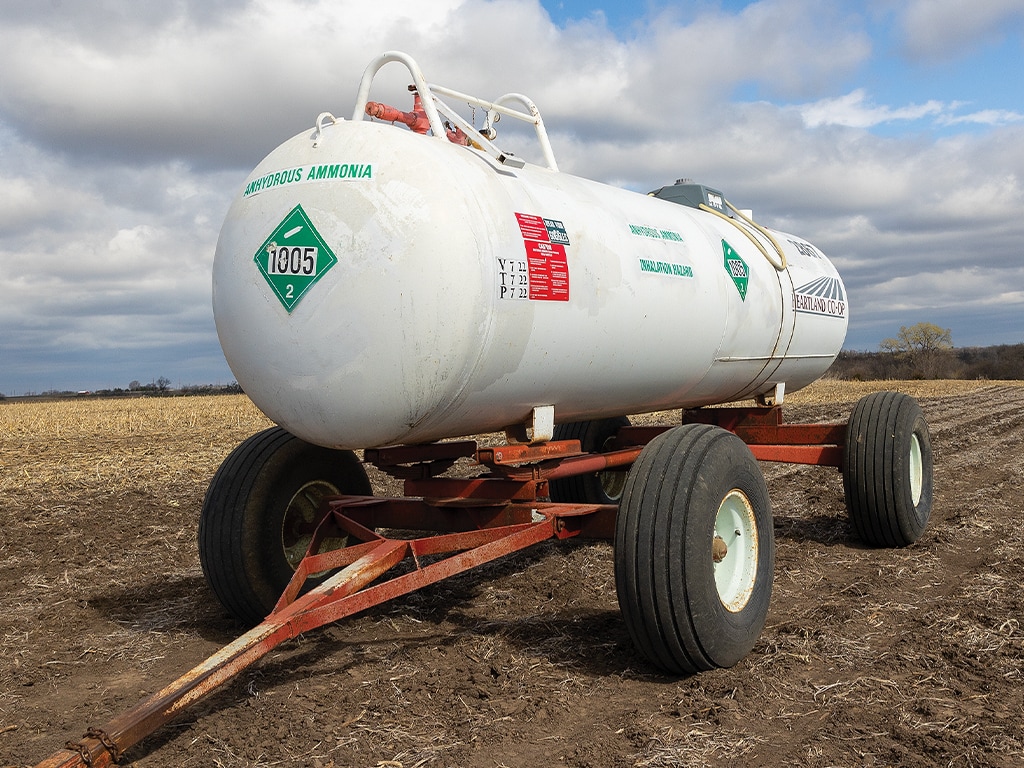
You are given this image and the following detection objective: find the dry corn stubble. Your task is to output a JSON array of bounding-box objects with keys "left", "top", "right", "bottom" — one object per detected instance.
[{"left": 1, "top": 381, "right": 1022, "bottom": 767}]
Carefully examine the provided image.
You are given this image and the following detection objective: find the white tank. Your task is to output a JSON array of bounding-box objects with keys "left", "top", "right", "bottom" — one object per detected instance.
[{"left": 212, "top": 53, "right": 848, "bottom": 450}]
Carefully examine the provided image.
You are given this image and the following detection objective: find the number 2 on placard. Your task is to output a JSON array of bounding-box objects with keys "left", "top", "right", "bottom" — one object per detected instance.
[{"left": 285, "top": 284, "right": 294, "bottom": 299}]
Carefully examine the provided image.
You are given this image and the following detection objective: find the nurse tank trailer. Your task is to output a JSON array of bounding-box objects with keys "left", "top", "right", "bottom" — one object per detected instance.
[
  {"left": 34, "top": 51, "right": 935, "bottom": 768},
  {"left": 208, "top": 50, "right": 932, "bottom": 671}
]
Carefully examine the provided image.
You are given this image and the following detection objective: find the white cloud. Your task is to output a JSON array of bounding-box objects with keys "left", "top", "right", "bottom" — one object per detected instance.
[
  {"left": 939, "top": 108, "right": 1024, "bottom": 127},
  {"left": 795, "top": 89, "right": 949, "bottom": 129},
  {"left": 1, "top": 0, "right": 1023, "bottom": 392},
  {"left": 792, "top": 89, "right": 1024, "bottom": 137},
  {"left": 900, "top": 0, "right": 1024, "bottom": 60},
  {"left": 0, "top": 0, "right": 467, "bottom": 167},
  {"left": 862, "top": 266, "right": 1024, "bottom": 318}
]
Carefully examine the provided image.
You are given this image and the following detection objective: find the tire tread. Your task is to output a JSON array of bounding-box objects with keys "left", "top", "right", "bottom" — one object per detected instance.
[
  {"left": 615, "top": 424, "right": 773, "bottom": 675},
  {"left": 843, "top": 391, "right": 932, "bottom": 547}
]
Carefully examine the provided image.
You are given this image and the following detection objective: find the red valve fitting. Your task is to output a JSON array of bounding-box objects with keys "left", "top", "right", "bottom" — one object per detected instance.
[
  {"left": 446, "top": 125, "right": 469, "bottom": 145},
  {"left": 365, "top": 92, "right": 431, "bottom": 134},
  {"left": 365, "top": 92, "right": 474, "bottom": 146}
]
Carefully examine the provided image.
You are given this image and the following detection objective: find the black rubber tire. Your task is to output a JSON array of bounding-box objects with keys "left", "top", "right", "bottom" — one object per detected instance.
[
  {"left": 614, "top": 424, "right": 774, "bottom": 675},
  {"left": 843, "top": 391, "right": 933, "bottom": 547},
  {"left": 199, "top": 426, "right": 371, "bottom": 626},
  {"left": 549, "top": 416, "right": 631, "bottom": 504}
]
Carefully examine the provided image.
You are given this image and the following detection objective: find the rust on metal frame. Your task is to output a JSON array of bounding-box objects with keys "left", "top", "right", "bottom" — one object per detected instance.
[
  {"left": 684, "top": 406, "right": 846, "bottom": 467},
  {"left": 33, "top": 405, "right": 850, "bottom": 766},
  {"left": 33, "top": 496, "right": 594, "bottom": 768},
  {"left": 477, "top": 439, "right": 583, "bottom": 465},
  {"left": 32, "top": 457, "right": 624, "bottom": 768},
  {"left": 616, "top": 407, "right": 846, "bottom": 468}
]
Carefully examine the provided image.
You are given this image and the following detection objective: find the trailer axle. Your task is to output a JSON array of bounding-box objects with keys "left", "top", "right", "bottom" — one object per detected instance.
[
  {"left": 37, "top": 493, "right": 613, "bottom": 767},
  {"left": 33, "top": 405, "right": 854, "bottom": 766}
]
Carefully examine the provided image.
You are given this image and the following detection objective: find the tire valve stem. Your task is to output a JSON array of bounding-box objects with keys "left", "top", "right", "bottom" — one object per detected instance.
[{"left": 712, "top": 536, "right": 728, "bottom": 563}]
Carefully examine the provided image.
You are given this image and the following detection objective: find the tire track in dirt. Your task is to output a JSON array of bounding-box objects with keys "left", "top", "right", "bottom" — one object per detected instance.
[
  {"left": 733, "top": 385, "right": 1024, "bottom": 768},
  {"left": 3, "top": 385, "right": 1023, "bottom": 768}
]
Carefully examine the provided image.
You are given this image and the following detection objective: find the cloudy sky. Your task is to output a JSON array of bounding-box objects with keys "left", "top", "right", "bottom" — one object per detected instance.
[{"left": 1, "top": 0, "right": 1022, "bottom": 395}]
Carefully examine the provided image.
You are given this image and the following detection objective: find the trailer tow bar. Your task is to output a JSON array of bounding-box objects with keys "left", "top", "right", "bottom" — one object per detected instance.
[
  {"left": 33, "top": 406, "right": 854, "bottom": 767},
  {"left": 33, "top": 437, "right": 637, "bottom": 767}
]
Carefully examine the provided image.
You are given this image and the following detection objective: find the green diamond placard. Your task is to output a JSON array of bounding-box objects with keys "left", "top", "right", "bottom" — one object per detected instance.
[
  {"left": 722, "top": 239, "right": 748, "bottom": 301},
  {"left": 254, "top": 204, "right": 337, "bottom": 312}
]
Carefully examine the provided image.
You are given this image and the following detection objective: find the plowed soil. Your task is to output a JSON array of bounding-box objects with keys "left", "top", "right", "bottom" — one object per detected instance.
[{"left": 2, "top": 381, "right": 1022, "bottom": 767}]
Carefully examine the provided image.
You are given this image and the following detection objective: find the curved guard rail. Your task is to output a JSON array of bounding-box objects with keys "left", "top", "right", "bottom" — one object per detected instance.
[{"left": 351, "top": 50, "right": 557, "bottom": 171}]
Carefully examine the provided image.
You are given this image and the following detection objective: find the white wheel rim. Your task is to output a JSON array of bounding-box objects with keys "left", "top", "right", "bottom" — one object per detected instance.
[
  {"left": 713, "top": 489, "right": 759, "bottom": 613},
  {"left": 598, "top": 435, "right": 627, "bottom": 501},
  {"left": 909, "top": 433, "right": 923, "bottom": 506},
  {"left": 282, "top": 479, "right": 343, "bottom": 572},
  {"left": 599, "top": 469, "right": 627, "bottom": 501}
]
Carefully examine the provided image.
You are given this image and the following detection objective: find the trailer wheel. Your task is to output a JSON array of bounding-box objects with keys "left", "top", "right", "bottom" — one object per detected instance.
[
  {"left": 199, "top": 426, "right": 371, "bottom": 626},
  {"left": 615, "top": 424, "right": 773, "bottom": 674},
  {"left": 843, "top": 391, "right": 933, "bottom": 547},
  {"left": 549, "top": 416, "right": 630, "bottom": 504}
]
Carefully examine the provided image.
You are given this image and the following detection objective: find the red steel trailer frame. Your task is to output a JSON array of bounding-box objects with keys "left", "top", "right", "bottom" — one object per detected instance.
[{"left": 37, "top": 406, "right": 844, "bottom": 768}]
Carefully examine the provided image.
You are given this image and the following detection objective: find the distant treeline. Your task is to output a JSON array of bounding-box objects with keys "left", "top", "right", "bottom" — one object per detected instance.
[
  {"left": 829, "top": 343, "right": 1024, "bottom": 381},
  {"left": 0, "top": 382, "right": 243, "bottom": 401},
  {"left": 4, "top": 346, "right": 1023, "bottom": 402}
]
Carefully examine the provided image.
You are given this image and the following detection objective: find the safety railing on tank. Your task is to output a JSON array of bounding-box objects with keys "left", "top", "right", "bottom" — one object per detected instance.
[{"left": 349, "top": 50, "right": 559, "bottom": 171}]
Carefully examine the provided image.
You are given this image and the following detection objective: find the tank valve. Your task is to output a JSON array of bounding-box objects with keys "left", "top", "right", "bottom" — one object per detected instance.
[
  {"left": 445, "top": 122, "right": 469, "bottom": 145},
  {"left": 365, "top": 90, "right": 431, "bottom": 134}
]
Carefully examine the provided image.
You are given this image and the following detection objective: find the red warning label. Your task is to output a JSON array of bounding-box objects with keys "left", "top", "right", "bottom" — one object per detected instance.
[
  {"left": 526, "top": 240, "right": 569, "bottom": 300},
  {"left": 503, "top": 213, "right": 570, "bottom": 302},
  {"left": 515, "top": 212, "right": 549, "bottom": 241}
]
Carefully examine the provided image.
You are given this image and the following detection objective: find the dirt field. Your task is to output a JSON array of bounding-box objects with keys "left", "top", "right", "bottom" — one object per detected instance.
[{"left": 1, "top": 380, "right": 1022, "bottom": 767}]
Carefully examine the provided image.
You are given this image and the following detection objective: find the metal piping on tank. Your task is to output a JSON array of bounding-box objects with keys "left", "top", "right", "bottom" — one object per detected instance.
[
  {"left": 364, "top": 89, "right": 431, "bottom": 134},
  {"left": 699, "top": 199, "right": 789, "bottom": 271}
]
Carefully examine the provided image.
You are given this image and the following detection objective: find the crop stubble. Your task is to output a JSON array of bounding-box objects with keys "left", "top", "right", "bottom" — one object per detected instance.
[{"left": 0, "top": 381, "right": 1022, "bottom": 767}]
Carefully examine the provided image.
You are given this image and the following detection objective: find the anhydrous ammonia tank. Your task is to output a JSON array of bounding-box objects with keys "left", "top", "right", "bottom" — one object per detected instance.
[{"left": 213, "top": 52, "right": 848, "bottom": 449}]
